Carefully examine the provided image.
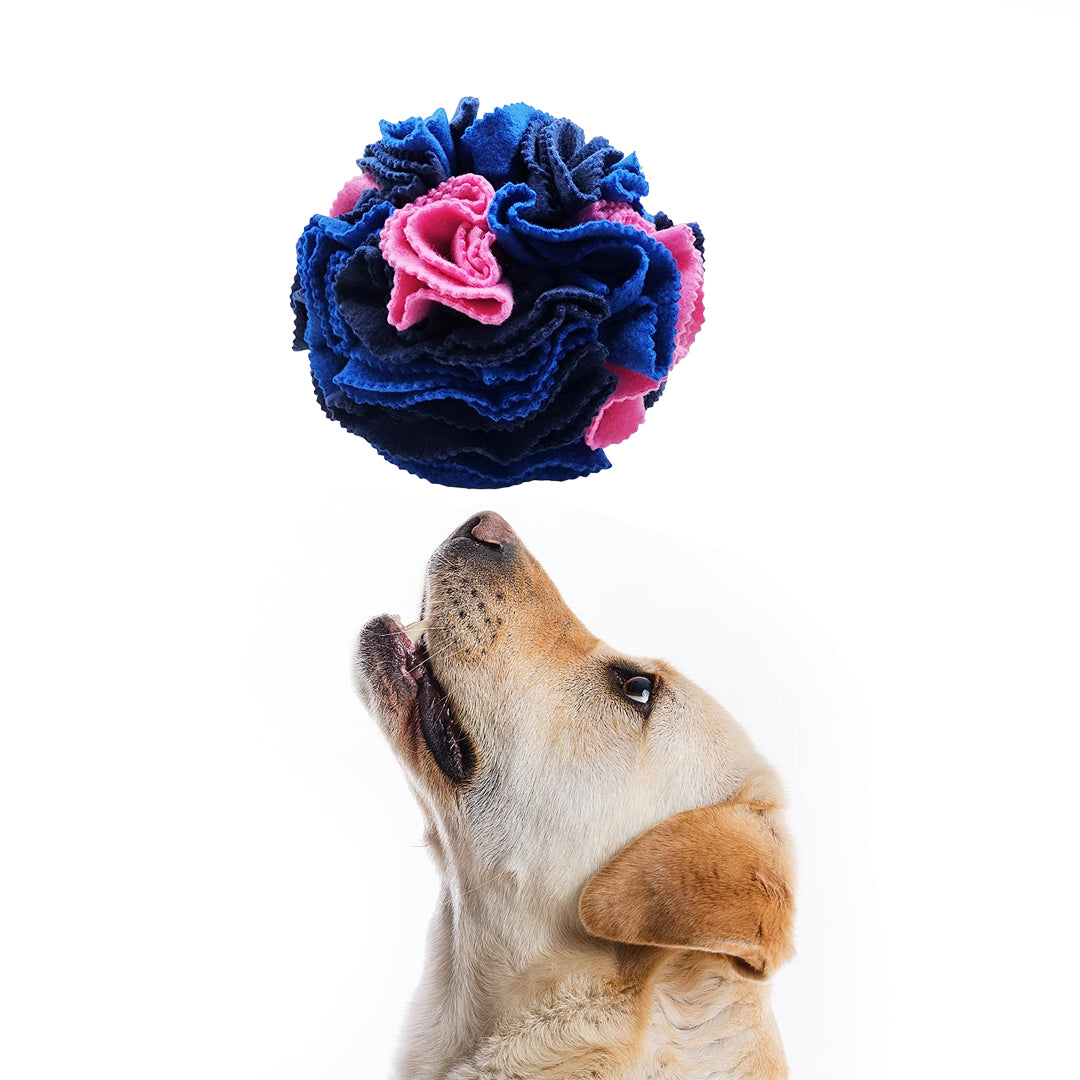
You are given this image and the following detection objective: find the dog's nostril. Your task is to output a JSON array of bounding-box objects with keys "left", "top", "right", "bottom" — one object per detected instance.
[
  {"left": 451, "top": 511, "right": 517, "bottom": 549},
  {"left": 452, "top": 514, "right": 485, "bottom": 541}
]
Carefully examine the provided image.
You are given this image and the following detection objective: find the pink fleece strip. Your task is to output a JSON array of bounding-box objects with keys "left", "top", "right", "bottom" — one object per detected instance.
[
  {"left": 579, "top": 201, "right": 705, "bottom": 363},
  {"left": 380, "top": 174, "right": 514, "bottom": 330},
  {"left": 330, "top": 173, "right": 379, "bottom": 217},
  {"left": 578, "top": 202, "right": 705, "bottom": 449},
  {"left": 584, "top": 365, "right": 662, "bottom": 450}
]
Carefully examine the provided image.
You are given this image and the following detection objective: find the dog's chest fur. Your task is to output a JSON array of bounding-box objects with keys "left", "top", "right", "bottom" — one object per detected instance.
[{"left": 396, "top": 915, "right": 786, "bottom": 1080}]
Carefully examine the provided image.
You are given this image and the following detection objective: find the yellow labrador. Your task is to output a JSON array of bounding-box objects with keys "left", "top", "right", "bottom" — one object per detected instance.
[{"left": 355, "top": 512, "right": 795, "bottom": 1080}]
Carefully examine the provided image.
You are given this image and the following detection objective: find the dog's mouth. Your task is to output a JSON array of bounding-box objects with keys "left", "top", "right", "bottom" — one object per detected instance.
[{"left": 357, "top": 615, "right": 475, "bottom": 784}]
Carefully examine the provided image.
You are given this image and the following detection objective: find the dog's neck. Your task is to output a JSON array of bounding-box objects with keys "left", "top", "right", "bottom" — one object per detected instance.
[{"left": 391, "top": 881, "right": 787, "bottom": 1080}]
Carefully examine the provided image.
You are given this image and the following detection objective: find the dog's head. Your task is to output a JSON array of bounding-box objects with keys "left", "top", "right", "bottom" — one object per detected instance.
[{"left": 355, "top": 513, "right": 794, "bottom": 978}]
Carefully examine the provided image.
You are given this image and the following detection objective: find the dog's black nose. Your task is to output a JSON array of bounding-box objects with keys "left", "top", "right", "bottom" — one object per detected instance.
[{"left": 451, "top": 511, "right": 517, "bottom": 549}]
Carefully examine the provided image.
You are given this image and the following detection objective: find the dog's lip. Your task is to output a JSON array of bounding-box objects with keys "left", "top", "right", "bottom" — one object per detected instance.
[
  {"left": 358, "top": 615, "right": 474, "bottom": 784},
  {"left": 360, "top": 614, "right": 422, "bottom": 702}
]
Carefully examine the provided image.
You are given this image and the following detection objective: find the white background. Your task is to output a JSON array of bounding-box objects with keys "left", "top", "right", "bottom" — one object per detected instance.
[{"left": 3, "top": 1, "right": 1079, "bottom": 1077}]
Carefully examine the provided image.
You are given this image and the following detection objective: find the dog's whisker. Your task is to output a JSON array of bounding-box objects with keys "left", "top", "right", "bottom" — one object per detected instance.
[{"left": 411, "top": 637, "right": 464, "bottom": 669}]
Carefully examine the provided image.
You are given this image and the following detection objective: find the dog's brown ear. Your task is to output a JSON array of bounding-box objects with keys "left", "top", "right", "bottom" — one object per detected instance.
[{"left": 579, "top": 787, "right": 794, "bottom": 979}]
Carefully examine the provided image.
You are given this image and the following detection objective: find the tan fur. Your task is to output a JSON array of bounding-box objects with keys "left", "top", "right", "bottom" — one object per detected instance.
[{"left": 355, "top": 513, "right": 795, "bottom": 1079}]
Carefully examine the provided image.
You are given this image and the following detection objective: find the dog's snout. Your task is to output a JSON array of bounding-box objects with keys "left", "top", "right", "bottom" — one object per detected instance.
[{"left": 451, "top": 511, "right": 517, "bottom": 549}]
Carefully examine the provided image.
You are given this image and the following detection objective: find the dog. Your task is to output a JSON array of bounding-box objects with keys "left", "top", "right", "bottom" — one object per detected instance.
[{"left": 355, "top": 512, "right": 795, "bottom": 1079}]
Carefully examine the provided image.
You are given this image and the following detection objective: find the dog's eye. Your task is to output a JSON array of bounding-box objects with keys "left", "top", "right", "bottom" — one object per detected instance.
[{"left": 621, "top": 676, "right": 653, "bottom": 705}]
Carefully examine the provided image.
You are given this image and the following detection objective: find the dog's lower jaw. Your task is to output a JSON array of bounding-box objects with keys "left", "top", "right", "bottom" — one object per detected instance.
[{"left": 390, "top": 889, "right": 788, "bottom": 1080}]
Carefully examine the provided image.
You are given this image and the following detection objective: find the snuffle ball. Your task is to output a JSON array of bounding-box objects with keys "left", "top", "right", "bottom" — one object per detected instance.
[{"left": 291, "top": 97, "right": 705, "bottom": 487}]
